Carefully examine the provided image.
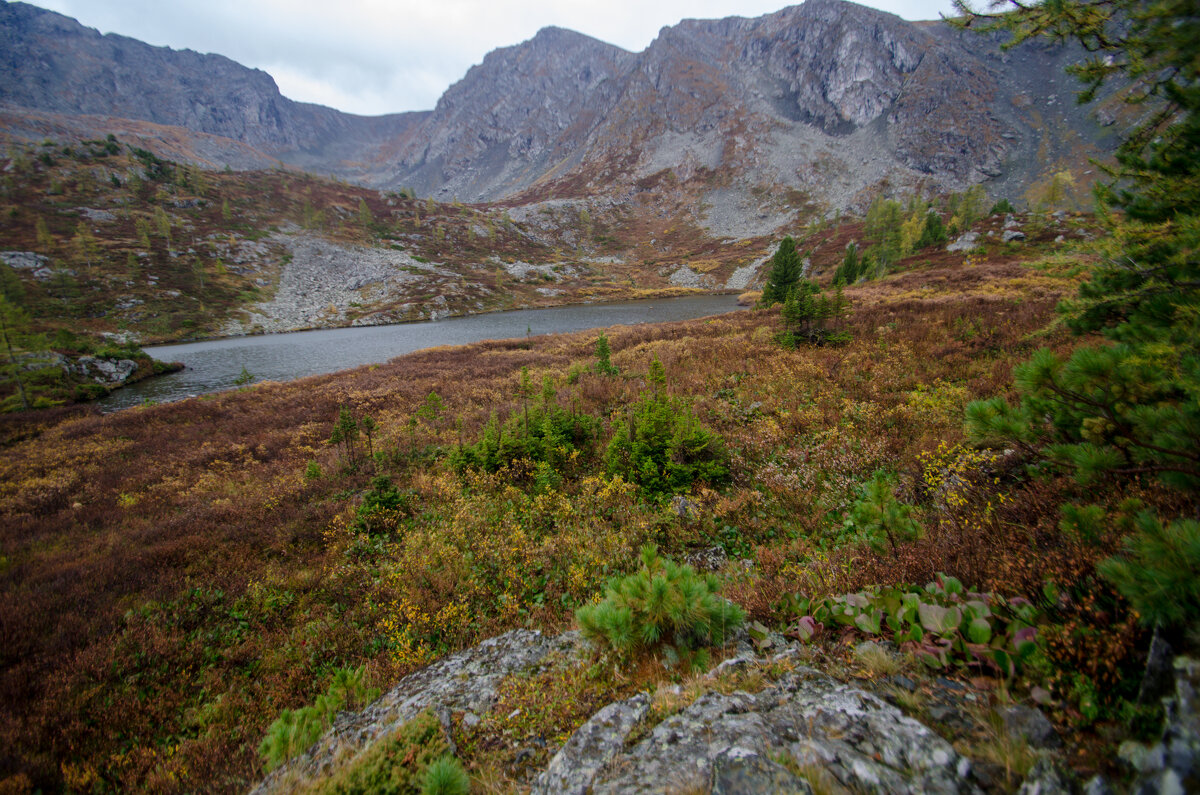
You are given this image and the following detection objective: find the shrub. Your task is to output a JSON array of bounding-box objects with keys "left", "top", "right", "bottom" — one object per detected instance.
[
  {"left": 450, "top": 401, "right": 600, "bottom": 481},
  {"left": 575, "top": 544, "right": 745, "bottom": 670},
  {"left": 781, "top": 575, "right": 1043, "bottom": 677},
  {"left": 845, "top": 470, "right": 924, "bottom": 555},
  {"left": 989, "top": 198, "right": 1016, "bottom": 216},
  {"left": 603, "top": 363, "right": 729, "bottom": 498},
  {"left": 355, "top": 475, "right": 415, "bottom": 535}
]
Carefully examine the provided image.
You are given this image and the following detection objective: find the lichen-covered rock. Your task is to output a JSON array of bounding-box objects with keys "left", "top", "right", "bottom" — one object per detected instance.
[
  {"left": 0, "top": 250, "right": 53, "bottom": 280},
  {"left": 252, "top": 629, "right": 572, "bottom": 794},
  {"left": 710, "top": 746, "right": 814, "bottom": 795},
  {"left": 1017, "top": 757, "right": 1073, "bottom": 795},
  {"left": 947, "top": 232, "right": 981, "bottom": 252},
  {"left": 69, "top": 356, "right": 138, "bottom": 384},
  {"left": 534, "top": 693, "right": 651, "bottom": 795},
  {"left": 536, "top": 665, "right": 979, "bottom": 795}
]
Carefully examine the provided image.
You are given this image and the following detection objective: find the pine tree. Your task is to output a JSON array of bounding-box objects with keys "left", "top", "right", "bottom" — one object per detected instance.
[
  {"left": 848, "top": 471, "right": 924, "bottom": 555},
  {"left": 835, "top": 242, "right": 861, "bottom": 285},
  {"left": 594, "top": 331, "right": 618, "bottom": 375},
  {"left": 957, "top": 0, "right": 1200, "bottom": 629},
  {"left": 760, "top": 236, "right": 803, "bottom": 305},
  {"left": 779, "top": 279, "right": 850, "bottom": 346},
  {"left": 575, "top": 544, "right": 744, "bottom": 669},
  {"left": 917, "top": 209, "right": 947, "bottom": 248},
  {"left": 0, "top": 297, "right": 50, "bottom": 411}
]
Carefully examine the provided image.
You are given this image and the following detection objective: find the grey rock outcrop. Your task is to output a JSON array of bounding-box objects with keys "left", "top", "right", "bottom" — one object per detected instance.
[
  {"left": 1, "top": 250, "right": 53, "bottom": 280},
  {"left": 252, "top": 629, "right": 574, "bottom": 794},
  {"left": 68, "top": 356, "right": 138, "bottom": 385},
  {"left": 1121, "top": 656, "right": 1200, "bottom": 795},
  {"left": 533, "top": 665, "right": 979, "bottom": 794},
  {"left": 947, "top": 231, "right": 981, "bottom": 252},
  {"left": 535, "top": 693, "right": 651, "bottom": 795}
]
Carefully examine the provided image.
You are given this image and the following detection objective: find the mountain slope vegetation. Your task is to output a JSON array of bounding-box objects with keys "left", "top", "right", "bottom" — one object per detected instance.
[{"left": 2, "top": 215, "right": 1179, "bottom": 791}]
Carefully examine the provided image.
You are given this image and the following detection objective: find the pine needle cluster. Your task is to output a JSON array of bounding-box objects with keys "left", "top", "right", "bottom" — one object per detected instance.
[
  {"left": 575, "top": 544, "right": 745, "bottom": 670},
  {"left": 259, "top": 667, "right": 378, "bottom": 771}
]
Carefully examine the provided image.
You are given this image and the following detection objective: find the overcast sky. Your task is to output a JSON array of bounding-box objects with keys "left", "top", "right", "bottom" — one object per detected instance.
[{"left": 30, "top": 0, "right": 960, "bottom": 116}]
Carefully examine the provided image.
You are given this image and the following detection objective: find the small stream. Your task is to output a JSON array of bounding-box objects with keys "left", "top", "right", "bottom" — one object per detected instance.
[{"left": 99, "top": 295, "right": 745, "bottom": 411}]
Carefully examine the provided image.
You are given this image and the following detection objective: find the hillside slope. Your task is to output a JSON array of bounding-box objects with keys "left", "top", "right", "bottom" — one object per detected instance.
[{"left": 3, "top": 216, "right": 1182, "bottom": 792}]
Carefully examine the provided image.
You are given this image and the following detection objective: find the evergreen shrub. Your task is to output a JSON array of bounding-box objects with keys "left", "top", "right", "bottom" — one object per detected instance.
[{"left": 576, "top": 544, "right": 745, "bottom": 670}]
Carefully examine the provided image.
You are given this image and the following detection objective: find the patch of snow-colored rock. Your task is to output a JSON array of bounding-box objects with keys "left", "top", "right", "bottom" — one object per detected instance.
[
  {"left": 947, "top": 231, "right": 981, "bottom": 252},
  {"left": 725, "top": 259, "right": 765, "bottom": 290},
  {"left": 227, "top": 234, "right": 454, "bottom": 334}
]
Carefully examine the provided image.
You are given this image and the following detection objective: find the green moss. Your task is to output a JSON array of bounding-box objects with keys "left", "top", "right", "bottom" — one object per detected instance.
[{"left": 310, "top": 710, "right": 455, "bottom": 795}]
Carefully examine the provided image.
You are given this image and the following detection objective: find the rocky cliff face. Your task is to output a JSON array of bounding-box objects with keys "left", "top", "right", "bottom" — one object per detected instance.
[
  {"left": 381, "top": 26, "right": 637, "bottom": 199},
  {"left": 0, "top": 0, "right": 1112, "bottom": 231},
  {"left": 376, "top": 0, "right": 1107, "bottom": 212}
]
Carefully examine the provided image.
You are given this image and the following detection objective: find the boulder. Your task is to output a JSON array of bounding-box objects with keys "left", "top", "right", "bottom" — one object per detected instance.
[
  {"left": 252, "top": 629, "right": 575, "bottom": 794},
  {"left": 998, "top": 704, "right": 1061, "bottom": 749},
  {"left": 947, "top": 232, "right": 980, "bottom": 252},
  {"left": 535, "top": 665, "right": 979, "bottom": 794}
]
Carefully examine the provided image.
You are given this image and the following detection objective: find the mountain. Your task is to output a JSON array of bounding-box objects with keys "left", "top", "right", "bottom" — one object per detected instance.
[
  {"left": 0, "top": 0, "right": 1113, "bottom": 231},
  {"left": 0, "top": 2, "right": 426, "bottom": 168}
]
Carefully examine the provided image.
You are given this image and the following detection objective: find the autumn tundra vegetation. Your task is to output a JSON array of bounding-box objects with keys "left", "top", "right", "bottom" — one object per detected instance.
[{"left": 1, "top": 0, "right": 1199, "bottom": 792}]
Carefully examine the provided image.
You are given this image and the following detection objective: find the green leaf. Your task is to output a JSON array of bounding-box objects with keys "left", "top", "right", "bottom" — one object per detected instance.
[{"left": 967, "top": 618, "right": 992, "bottom": 645}]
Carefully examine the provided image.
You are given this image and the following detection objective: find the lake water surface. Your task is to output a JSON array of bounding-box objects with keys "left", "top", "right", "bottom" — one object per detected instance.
[{"left": 99, "top": 295, "right": 744, "bottom": 411}]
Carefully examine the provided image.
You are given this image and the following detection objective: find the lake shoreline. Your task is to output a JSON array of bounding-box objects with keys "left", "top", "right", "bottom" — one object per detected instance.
[
  {"left": 103, "top": 294, "right": 746, "bottom": 412},
  {"left": 142, "top": 287, "right": 738, "bottom": 348}
]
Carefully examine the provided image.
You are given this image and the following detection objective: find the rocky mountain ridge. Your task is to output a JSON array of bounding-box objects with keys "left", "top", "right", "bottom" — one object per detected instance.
[{"left": 0, "top": 0, "right": 1114, "bottom": 235}]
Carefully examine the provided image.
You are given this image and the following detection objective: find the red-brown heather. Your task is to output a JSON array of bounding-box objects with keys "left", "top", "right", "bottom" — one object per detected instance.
[{"left": 0, "top": 233, "right": 1177, "bottom": 791}]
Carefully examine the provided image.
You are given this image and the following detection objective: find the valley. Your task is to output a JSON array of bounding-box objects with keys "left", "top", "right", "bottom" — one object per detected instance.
[{"left": 1, "top": 0, "right": 1198, "bottom": 793}]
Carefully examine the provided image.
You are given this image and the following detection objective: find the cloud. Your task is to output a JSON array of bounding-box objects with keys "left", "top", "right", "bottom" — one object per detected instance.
[{"left": 29, "top": 0, "right": 958, "bottom": 115}]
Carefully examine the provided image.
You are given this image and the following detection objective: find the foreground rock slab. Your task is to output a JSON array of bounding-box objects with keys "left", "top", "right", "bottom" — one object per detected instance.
[
  {"left": 252, "top": 629, "right": 570, "bottom": 794},
  {"left": 533, "top": 660, "right": 979, "bottom": 795},
  {"left": 254, "top": 629, "right": 991, "bottom": 794}
]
